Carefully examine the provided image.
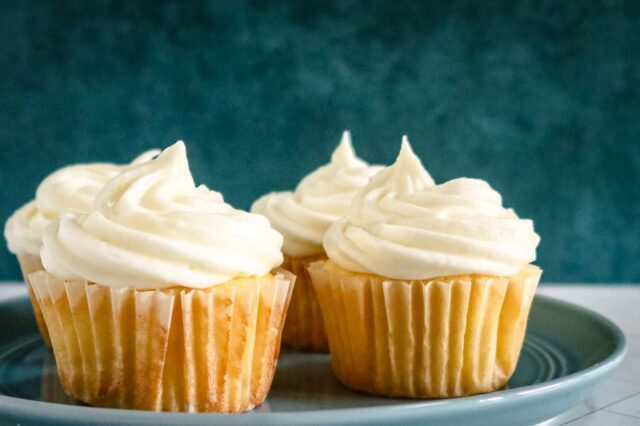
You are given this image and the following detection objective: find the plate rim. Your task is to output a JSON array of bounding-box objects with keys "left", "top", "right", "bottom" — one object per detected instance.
[{"left": 0, "top": 293, "right": 627, "bottom": 425}]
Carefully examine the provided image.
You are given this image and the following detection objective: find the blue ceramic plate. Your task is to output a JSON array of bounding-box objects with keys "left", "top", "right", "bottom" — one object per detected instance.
[{"left": 0, "top": 294, "right": 626, "bottom": 426}]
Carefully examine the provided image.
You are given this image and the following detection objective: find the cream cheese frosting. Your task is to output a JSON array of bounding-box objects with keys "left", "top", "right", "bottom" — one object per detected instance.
[
  {"left": 40, "top": 141, "right": 284, "bottom": 289},
  {"left": 323, "top": 137, "right": 540, "bottom": 280},
  {"left": 251, "top": 131, "right": 383, "bottom": 257},
  {"left": 4, "top": 150, "right": 159, "bottom": 256},
  {"left": 4, "top": 201, "right": 48, "bottom": 256}
]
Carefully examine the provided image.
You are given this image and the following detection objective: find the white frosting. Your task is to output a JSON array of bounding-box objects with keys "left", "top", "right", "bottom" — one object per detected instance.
[
  {"left": 251, "top": 131, "right": 383, "bottom": 257},
  {"left": 41, "top": 141, "right": 284, "bottom": 289},
  {"left": 4, "top": 201, "right": 49, "bottom": 256},
  {"left": 4, "top": 150, "right": 159, "bottom": 256},
  {"left": 324, "top": 137, "right": 540, "bottom": 279}
]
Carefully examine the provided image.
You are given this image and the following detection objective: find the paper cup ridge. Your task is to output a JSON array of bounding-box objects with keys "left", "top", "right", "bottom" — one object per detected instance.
[
  {"left": 28, "top": 270, "right": 295, "bottom": 412},
  {"left": 16, "top": 253, "right": 51, "bottom": 347},
  {"left": 309, "top": 260, "right": 541, "bottom": 398},
  {"left": 281, "top": 254, "right": 329, "bottom": 352}
]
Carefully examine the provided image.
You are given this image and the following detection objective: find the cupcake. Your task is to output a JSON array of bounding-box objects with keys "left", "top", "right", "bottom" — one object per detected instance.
[
  {"left": 28, "top": 141, "right": 295, "bottom": 413},
  {"left": 4, "top": 150, "right": 158, "bottom": 347},
  {"left": 252, "top": 131, "right": 382, "bottom": 352},
  {"left": 309, "top": 137, "right": 542, "bottom": 398}
]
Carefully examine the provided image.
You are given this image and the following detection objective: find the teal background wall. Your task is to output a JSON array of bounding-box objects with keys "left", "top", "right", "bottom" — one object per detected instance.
[{"left": 1, "top": 0, "right": 639, "bottom": 283}]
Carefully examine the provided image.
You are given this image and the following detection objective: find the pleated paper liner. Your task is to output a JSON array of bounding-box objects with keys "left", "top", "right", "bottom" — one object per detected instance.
[
  {"left": 40, "top": 350, "right": 77, "bottom": 404},
  {"left": 28, "top": 269, "right": 295, "bottom": 413},
  {"left": 16, "top": 253, "right": 51, "bottom": 347},
  {"left": 281, "top": 254, "right": 329, "bottom": 352},
  {"left": 308, "top": 260, "right": 541, "bottom": 399}
]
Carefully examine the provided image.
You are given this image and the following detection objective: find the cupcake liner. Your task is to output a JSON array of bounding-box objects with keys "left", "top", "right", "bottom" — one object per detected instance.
[
  {"left": 281, "top": 254, "right": 329, "bottom": 352},
  {"left": 16, "top": 253, "right": 51, "bottom": 347},
  {"left": 39, "top": 350, "right": 77, "bottom": 404},
  {"left": 308, "top": 260, "right": 541, "bottom": 398},
  {"left": 28, "top": 270, "right": 295, "bottom": 413}
]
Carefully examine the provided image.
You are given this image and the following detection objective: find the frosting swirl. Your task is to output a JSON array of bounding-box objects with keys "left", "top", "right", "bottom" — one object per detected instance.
[
  {"left": 4, "top": 201, "right": 49, "bottom": 256},
  {"left": 323, "top": 137, "right": 540, "bottom": 279},
  {"left": 251, "top": 131, "right": 383, "bottom": 257},
  {"left": 4, "top": 150, "right": 159, "bottom": 256},
  {"left": 41, "top": 141, "right": 284, "bottom": 289}
]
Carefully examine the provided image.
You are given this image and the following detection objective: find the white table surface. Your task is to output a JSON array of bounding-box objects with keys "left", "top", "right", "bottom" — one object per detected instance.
[{"left": 0, "top": 283, "right": 639, "bottom": 425}]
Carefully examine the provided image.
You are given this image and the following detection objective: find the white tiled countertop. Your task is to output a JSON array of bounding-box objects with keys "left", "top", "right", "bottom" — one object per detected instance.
[{"left": 0, "top": 283, "right": 638, "bottom": 425}]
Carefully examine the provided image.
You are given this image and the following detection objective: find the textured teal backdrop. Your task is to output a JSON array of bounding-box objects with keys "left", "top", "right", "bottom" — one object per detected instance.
[{"left": 1, "top": 0, "right": 639, "bottom": 282}]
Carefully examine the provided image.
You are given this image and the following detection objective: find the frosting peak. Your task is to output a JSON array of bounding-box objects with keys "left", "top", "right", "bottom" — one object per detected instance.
[
  {"left": 370, "top": 136, "right": 435, "bottom": 195},
  {"left": 329, "top": 131, "right": 361, "bottom": 168},
  {"left": 252, "top": 132, "right": 384, "bottom": 257},
  {"left": 324, "top": 140, "right": 539, "bottom": 280},
  {"left": 93, "top": 142, "right": 213, "bottom": 216},
  {"left": 41, "top": 141, "right": 284, "bottom": 289}
]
